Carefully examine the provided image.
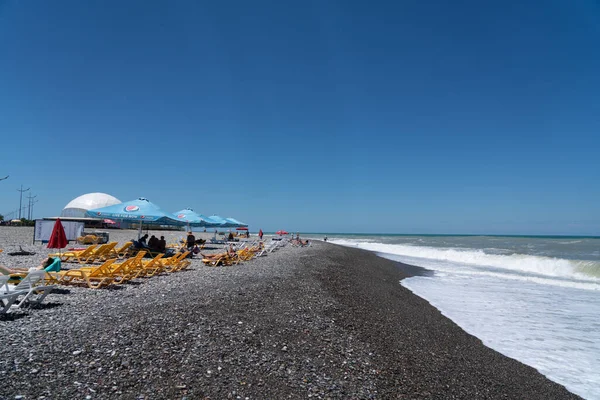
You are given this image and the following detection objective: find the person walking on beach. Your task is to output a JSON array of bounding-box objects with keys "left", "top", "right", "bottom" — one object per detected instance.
[{"left": 258, "top": 229, "right": 263, "bottom": 240}]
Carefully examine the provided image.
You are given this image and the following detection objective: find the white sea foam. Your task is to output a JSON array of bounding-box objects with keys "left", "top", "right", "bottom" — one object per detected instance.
[
  {"left": 330, "top": 239, "right": 600, "bottom": 285},
  {"left": 328, "top": 235, "right": 600, "bottom": 399}
]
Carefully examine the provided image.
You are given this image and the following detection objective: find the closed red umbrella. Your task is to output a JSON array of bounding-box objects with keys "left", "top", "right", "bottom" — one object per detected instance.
[{"left": 47, "top": 218, "right": 68, "bottom": 256}]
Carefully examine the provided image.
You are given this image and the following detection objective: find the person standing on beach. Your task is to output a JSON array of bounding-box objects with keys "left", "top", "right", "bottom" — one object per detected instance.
[{"left": 259, "top": 229, "right": 263, "bottom": 240}]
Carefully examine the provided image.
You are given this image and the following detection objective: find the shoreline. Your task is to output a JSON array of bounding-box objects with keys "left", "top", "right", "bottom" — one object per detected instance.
[{"left": 0, "top": 228, "right": 579, "bottom": 398}]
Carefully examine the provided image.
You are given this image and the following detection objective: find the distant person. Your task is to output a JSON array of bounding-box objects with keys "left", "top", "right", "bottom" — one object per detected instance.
[
  {"left": 324, "top": 236, "right": 327, "bottom": 242},
  {"left": 259, "top": 229, "right": 263, "bottom": 240},
  {"left": 186, "top": 231, "right": 196, "bottom": 250},
  {"left": 228, "top": 232, "right": 234, "bottom": 241},
  {"left": 0, "top": 256, "right": 56, "bottom": 275},
  {"left": 157, "top": 236, "right": 167, "bottom": 252}
]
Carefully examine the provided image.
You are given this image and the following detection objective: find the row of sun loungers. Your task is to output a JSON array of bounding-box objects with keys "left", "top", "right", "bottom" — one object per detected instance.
[
  {"left": 201, "top": 238, "right": 288, "bottom": 266},
  {"left": 49, "top": 241, "right": 134, "bottom": 264},
  {"left": 3, "top": 237, "right": 305, "bottom": 314},
  {"left": 1, "top": 246, "right": 192, "bottom": 314}
]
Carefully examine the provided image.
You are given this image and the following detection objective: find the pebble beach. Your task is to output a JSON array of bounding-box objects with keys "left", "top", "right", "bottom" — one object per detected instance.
[{"left": 0, "top": 227, "right": 579, "bottom": 399}]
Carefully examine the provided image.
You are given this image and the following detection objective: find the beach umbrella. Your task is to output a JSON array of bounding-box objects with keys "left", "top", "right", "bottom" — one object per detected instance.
[
  {"left": 86, "top": 197, "right": 185, "bottom": 239},
  {"left": 47, "top": 218, "right": 68, "bottom": 256},
  {"left": 225, "top": 217, "right": 248, "bottom": 228},
  {"left": 173, "top": 208, "right": 220, "bottom": 231},
  {"left": 276, "top": 230, "right": 288, "bottom": 235},
  {"left": 236, "top": 227, "right": 248, "bottom": 231},
  {"left": 207, "top": 215, "right": 234, "bottom": 227}
]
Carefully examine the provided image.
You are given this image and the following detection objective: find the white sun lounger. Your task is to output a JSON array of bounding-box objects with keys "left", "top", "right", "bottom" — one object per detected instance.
[
  {"left": 2, "top": 270, "right": 57, "bottom": 308},
  {"left": 0, "top": 275, "right": 28, "bottom": 313}
]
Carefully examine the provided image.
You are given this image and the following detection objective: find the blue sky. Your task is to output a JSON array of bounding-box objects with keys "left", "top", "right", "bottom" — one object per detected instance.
[{"left": 0, "top": 0, "right": 599, "bottom": 235}]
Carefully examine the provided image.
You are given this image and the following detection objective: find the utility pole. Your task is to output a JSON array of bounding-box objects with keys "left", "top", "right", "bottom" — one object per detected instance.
[
  {"left": 17, "top": 185, "right": 30, "bottom": 219},
  {"left": 27, "top": 194, "right": 37, "bottom": 220},
  {"left": 30, "top": 199, "right": 39, "bottom": 220}
]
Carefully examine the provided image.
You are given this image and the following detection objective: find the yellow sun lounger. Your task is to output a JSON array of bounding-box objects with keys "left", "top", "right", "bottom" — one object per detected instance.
[
  {"left": 55, "top": 258, "right": 117, "bottom": 289},
  {"left": 161, "top": 251, "right": 192, "bottom": 272},
  {"left": 107, "top": 241, "right": 133, "bottom": 259}
]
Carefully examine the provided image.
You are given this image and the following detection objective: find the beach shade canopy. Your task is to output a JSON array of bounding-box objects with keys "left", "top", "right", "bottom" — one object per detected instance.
[
  {"left": 47, "top": 218, "right": 68, "bottom": 252},
  {"left": 173, "top": 208, "right": 220, "bottom": 227},
  {"left": 225, "top": 217, "right": 248, "bottom": 228},
  {"left": 236, "top": 227, "right": 248, "bottom": 231},
  {"left": 276, "top": 230, "right": 289, "bottom": 235},
  {"left": 207, "top": 215, "right": 235, "bottom": 227},
  {"left": 86, "top": 198, "right": 185, "bottom": 237}
]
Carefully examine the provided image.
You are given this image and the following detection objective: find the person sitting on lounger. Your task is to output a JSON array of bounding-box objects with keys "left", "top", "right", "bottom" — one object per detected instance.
[
  {"left": 0, "top": 256, "right": 56, "bottom": 275},
  {"left": 157, "top": 236, "right": 167, "bottom": 253},
  {"left": 148, "top": 235, "right": 158, "bottom": 250},
  {"left": 201, "top": 245, "right": 236, "bottom": 260},
  {"left": 132, "top": 234, "right": 150, "bottom": 250},
  {"left": 186, "top": 232, "right": 196, "bottom": 250}
]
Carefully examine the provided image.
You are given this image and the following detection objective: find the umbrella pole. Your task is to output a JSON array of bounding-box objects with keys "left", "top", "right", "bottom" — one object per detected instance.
[{"left": 138, "top": 221, "right": 143, "bottom": 240}]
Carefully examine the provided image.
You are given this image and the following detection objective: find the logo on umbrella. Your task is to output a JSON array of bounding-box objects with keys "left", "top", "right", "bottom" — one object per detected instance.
[
  {"left": 125, "top": 205, "right": 140, "bottom": 212},
  {"left": 177, "top": 214, "right": 185, "bottom": 218}
]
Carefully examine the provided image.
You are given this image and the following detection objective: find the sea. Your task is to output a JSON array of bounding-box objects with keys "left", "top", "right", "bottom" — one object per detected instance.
[{"left": 306, "top": 233, "right": 600, "bottom": 400}]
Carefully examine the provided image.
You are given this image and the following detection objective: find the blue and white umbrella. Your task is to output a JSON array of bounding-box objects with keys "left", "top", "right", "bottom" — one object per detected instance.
[
  {"left": 86, "top": 197, "right": 185, "bottom": 238},
  {"left": 173, "top": 208, "right": 220, "bottom": 230},
  {"left": 225, "top": 217, "right": 248, "bottom": 228},
  {"left": 207, "top": 215, "right": 236, "bottom": 228}
]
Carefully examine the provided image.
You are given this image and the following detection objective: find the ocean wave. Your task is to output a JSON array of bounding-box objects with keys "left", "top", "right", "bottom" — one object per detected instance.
[{"left": 330, "top": 239, "right": 600, "bottom": 281}]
